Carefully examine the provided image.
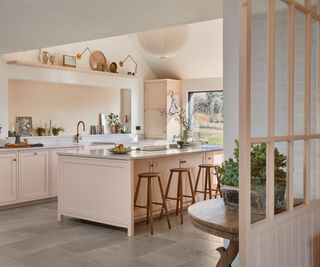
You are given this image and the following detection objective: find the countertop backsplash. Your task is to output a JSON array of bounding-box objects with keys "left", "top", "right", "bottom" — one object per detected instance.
[{"left": 0, "top": 134, "right": 146, "bottom": 147}]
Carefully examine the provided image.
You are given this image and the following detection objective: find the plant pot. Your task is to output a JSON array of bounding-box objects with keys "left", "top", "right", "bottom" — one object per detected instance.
[
  {"left": 221, "top": 186, "right": 240, "bottom": 212},
  {"left": 36, "top": 130, "right": 46, "bottom": 136},
  {"left": 52, "top": 131, "right": 59, "bottom": 136},
  {"left": 221, "top": 184, "right": 286, "bottom": 214},
  {"left": 114, "top": 125, "right": 121, "bottom": 134}
]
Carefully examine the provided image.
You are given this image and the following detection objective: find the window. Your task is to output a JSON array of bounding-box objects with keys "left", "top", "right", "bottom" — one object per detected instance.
[{"left": 188, "top": 90, "right": 223, "bottom": 145}]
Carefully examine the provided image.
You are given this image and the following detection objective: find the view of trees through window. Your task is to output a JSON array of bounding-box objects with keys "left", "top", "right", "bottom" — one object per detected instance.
[{"left": 188, "top": 90, "right": 223, "bottom": 145}]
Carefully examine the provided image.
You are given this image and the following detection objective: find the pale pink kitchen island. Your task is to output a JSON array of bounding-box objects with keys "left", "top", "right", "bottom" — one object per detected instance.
[{"left": 58, "top": 146, "right": 223, "bottom": 236}]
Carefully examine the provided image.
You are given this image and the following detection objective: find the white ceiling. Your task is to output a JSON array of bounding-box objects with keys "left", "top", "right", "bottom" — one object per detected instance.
[
  {"left": 131, "top": 19, "right": 223, "bottom": 79},
  {"left": 0, "top": 0, "right": 222, "bottom": 54}
]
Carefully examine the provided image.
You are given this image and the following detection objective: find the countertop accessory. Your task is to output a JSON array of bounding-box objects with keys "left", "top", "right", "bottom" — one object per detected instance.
[
  {"left": 63, "top": 55, "right": 76, "bottom": 68},
  {"left": 49, "top": 53, "right": 56, "bottom": 65},
  {"left": 42, "top": 51, "right": 49, "bottom": 64},
  {"left": 89, "top": 51, "right": 107, "bottom": 71},
  {"left": 5, "top": 143, "right": 31, "bottom": 148},
  {"left": 109, "top": 62, "right": 118, "bottom": 73},
  {"left": 119, "top": 54, "right": 137, "bottom": 75},
  {"left": 108, "top": 147, "right": 131, "bottom": 154},
  {"left": 36, "top": 127, "right": 46, "bottom": 136},
  {"left": 177, "top": 141, "right": 186, "bottom": 148},
  {"left": 16, "top": 116, "right": 33, "bottom": 136},
  {"left": 15, "top": 135, "right": 21, "bottom": 144},
  {"left": 75, "top": 121, "right": 85, "bottom": 143}
]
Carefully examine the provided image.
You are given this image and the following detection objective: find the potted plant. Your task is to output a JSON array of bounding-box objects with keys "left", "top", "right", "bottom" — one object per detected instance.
[
  {"left": 36, "top": 127, "right": 46, "bottom": 136},
  {"left": 216, "top": 140, "right": 287, "bottom": 214},
  {"left": 108, "top": 113, "right": 122, "bottom": 134},
  {"left": 52, "top": 127, "right": 64, "bottom": 136}
]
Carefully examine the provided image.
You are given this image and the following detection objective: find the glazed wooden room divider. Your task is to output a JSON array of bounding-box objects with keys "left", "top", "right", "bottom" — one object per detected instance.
[{"left": 239, "top": 0, "right": 320, "bottom": 266}]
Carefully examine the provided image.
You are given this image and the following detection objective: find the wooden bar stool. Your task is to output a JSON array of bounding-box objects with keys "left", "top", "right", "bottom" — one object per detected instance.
[
  {"left": 161, "top": 167, "right": 195, "bottom": 224},
  {"left": 194, "top": 164, "right": 221, "bottom": 200},
  {"left": 134, "top": 172, "right": 171, "bottom": 235}
]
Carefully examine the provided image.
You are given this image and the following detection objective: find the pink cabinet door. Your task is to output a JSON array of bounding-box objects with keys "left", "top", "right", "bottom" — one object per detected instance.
[
  {"left": 19, "top": 150, "right": 49, "bottom": 201},
  {"left": 50, "top": 148, "right": 79, "bottom": 197},
  {"left": 0, "top": 152, "right": 17, "bottom": 205}
]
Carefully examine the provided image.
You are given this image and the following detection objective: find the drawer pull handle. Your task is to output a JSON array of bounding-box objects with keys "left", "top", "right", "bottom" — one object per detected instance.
[
  {"left": 34, "top": 152, "right": 38, "bottom": 155},
  {"left": 13, "top": 159, "right": 17, "bottom": 162}
]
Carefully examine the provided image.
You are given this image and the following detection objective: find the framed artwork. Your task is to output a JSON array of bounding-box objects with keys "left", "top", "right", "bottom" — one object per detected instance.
[
  {"left": 16, "top": 116, "right": 33, "bottom": 136},
  {"left": 63, "top": 55, "right": 76, "bottom": 68}
]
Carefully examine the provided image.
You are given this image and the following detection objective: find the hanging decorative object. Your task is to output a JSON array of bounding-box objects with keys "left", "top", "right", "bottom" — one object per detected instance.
[
  {"left": 119, "top": 54, "right": 137, "bottom": 75},
  {"left": 137, "top": 25, "right": 189, "bottom": 59},
  {"left": 76, "top": 47, "right": 107, "bottom": 71}
]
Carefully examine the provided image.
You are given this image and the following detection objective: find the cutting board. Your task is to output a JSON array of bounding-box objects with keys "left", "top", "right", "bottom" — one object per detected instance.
[{"left": 4, "top": 143, "right": 31, "bottom": 148}]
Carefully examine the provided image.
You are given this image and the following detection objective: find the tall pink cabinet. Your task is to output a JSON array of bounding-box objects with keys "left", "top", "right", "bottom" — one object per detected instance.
[{"left": 144, "top": 79, "right": 181, "bottom": 140}]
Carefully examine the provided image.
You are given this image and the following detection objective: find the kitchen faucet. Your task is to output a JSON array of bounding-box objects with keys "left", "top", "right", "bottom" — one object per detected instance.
[{"left": 75, "top": 121, "right": 85, "bottom": 143}]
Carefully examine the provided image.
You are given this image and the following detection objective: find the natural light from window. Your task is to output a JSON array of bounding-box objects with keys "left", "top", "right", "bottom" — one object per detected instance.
[{"left": 188, "top": 90, "right": 223, "bottom": 145}]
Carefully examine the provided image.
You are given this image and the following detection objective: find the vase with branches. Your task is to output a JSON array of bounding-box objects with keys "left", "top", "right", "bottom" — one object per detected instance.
[{"left": 158, "top": 90, "right": 194, "bottom": 141}]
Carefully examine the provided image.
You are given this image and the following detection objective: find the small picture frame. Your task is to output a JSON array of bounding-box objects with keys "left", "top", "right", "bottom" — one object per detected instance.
[
  {"left": 16, "top": 116, "right": 33, "bottom": 136},
  {"left": 63, "top": 55, "right": 76, "bottom": 68}
]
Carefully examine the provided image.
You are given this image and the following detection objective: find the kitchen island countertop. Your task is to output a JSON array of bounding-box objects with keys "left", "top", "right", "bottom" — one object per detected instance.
[{"left": 58, "top": 145, "right": 223, "bottom": 160}]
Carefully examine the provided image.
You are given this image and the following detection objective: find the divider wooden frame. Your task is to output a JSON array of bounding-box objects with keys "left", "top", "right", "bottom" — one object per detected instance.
[{"left": 239, "top": 0, "right": 320, "bottom": 265}]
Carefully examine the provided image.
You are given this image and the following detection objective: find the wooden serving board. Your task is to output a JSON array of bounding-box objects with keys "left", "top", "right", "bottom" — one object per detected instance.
[{"left": 5, "top": 143, "right": 31, "bottom": 148}]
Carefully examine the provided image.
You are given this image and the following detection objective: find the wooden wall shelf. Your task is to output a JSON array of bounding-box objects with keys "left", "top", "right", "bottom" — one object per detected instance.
[{"left": 7, "top": 60, "right": 137, "bottom": 79}]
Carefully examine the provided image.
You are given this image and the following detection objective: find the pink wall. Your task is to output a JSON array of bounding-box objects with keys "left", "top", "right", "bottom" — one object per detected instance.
[{"left": 9, "top": 80, "right": 121, "bottom": 135}]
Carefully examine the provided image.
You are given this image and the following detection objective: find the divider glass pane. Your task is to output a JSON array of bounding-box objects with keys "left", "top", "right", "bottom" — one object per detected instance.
[
  {"left": 275, "top": 1, "right": 289, "bottom": 136},
  {"left": 311, "top": 18, "right": 319, "bottom": 134},
  {"left": 251, "top": 143, "right": 267, "bottom": 222},
  {"left": 251, "top": 1, "right": 268, "bottom": 138},
  {"left": 294, "top": 10, "right": 305, "bottom": 135},
  {"left": 274, "top": 142, "right": 288, "bottom": 214},
  {"left": 311, "top": 0, "right": 320, "bottom": 13},
  {"left": 310, "top": 139, "right": 319, "bottom": 200},
  {"left": 295, "top": 0, "right": 305, "bottom": 6},
  {"left": 293, "top": 140, "right": 305, "bottom": 206}
]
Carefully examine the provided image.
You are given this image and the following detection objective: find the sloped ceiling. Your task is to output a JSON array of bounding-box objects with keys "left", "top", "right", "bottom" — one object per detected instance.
[
  {"left": 130, "top": 19, "right": 223, "bottom": 80},
  {"left": 0, "top": 0, "right": 222, "bottom": 54}
]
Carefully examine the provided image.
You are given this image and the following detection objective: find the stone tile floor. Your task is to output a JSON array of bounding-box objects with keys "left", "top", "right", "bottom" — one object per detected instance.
[{"left": 0, "top": 201, "right": 223, "bottom": 267}]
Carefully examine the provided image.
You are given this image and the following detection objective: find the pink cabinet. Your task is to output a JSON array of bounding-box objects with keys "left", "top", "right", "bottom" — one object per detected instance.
[
  {"left": 50, "top": 147, "right": 80, "bottom": 197},
  {"left": 0, "top": 152, "right": 17, "bottom": 205},
  {"left": 18, "top": 150, "right": 49, "bottom": 201},
  {"left": 144, "top": 79, "right": 181, "bottom": 140}
]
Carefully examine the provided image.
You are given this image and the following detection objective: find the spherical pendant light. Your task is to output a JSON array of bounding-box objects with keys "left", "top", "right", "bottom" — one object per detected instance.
[{"left": 137, "top": 25, "right": 189, "bottom": 59}]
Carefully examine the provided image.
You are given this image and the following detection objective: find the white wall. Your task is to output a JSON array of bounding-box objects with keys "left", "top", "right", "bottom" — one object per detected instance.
[
  {"left": 223, "top": 0, "right": 240, "bottom": 159},
  {"left": 0, "top": 55, "right": 8, "bottom": 138},
  {"left": 1, "top": 35, "right": 156, "bottom": 137}
]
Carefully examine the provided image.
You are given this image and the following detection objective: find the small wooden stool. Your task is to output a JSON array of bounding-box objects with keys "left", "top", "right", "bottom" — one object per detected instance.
[
  {"left": 161, "top": 168, "right": 195, "bottom": 224},
  {"left": 134, "top": 172, "right": 171, "bottom": 235},
  {"left": 194, "top": 164, "right": 221, "bottom": 200}
]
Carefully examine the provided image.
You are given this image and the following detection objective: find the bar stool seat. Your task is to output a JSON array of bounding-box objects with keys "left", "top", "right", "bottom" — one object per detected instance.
[
  {"left": 134, "top": 172, "right": 171, "bottom": 235},
  {"left": 138, "top": 172, "right": 160, "bottom": 178},
  {"left": 199, "top": 163, "right": 214, "bottom": 168},
  {"left": 194, "top": 164, "right": 221, "bottom": 200},
  {"left": 161, "top": 167, "right": 195, "bottom": 224}
]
